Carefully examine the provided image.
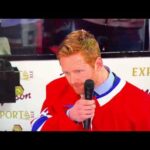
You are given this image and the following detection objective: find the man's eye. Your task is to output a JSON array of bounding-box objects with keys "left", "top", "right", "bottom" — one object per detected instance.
[{"left": 75, "top": 70, "right": 83, "bottom": 73}]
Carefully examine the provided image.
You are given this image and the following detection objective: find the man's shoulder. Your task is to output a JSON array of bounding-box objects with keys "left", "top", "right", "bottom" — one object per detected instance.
[
  {"left": 125, "top": 82, "right": 150, "bottom": 98},
  {"left": 46, "top": 76, "right": 69, "bottom": 88}
]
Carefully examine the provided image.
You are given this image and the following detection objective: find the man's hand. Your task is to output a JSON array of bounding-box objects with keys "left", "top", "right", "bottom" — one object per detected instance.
[{"left": 68, "top": 97, "right": 96, "bottom": 122}]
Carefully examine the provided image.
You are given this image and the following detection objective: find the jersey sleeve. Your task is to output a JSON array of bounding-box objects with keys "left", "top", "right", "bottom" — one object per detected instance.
[{"left": 31, "top": 78, "right": 83, "bottom": 131}]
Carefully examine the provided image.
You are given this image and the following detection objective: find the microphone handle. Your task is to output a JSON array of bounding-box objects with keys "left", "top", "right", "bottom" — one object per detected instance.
[{"left": 83, "top": 118, "right": 91, "bottom": 130}]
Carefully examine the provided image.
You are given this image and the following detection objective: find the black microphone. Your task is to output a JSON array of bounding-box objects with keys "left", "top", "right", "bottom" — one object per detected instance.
[{"left": 83, "top": 79, "right": 94, "bottom": 130}]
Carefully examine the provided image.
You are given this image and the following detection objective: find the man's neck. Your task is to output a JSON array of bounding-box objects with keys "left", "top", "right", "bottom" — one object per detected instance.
[{"left": 95, "top": 66, "right": 109, "bottom": 87}]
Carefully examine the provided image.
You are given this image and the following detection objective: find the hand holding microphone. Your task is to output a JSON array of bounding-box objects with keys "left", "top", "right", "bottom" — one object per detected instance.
[{"left": 66, "top": 79, "right": 95, "bottom": 128}]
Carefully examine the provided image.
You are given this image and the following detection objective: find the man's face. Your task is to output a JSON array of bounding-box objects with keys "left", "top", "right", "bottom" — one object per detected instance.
[{"left": 59, "top": 53, "right": 95, "bottom": 95}]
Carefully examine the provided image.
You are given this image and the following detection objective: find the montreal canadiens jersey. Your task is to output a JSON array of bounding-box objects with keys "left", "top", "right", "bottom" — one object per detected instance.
[{"left": 31, "top": 74, "right": 150, "bottom": 131}]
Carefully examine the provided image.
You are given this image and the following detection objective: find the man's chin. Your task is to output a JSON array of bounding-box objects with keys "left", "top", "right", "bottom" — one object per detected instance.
[{"left": 73, "top": 88, "right": 83, "bottom": 95}]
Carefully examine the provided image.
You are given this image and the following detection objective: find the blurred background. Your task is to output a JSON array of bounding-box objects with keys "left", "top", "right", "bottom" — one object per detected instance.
[{"left": 0, "top": 18, "right": 149, "bottom": 56}]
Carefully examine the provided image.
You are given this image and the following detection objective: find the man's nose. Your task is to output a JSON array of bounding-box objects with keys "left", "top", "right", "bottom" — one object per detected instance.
[{"left": 69, "top": 74, "right": 77, "bottom": 84}]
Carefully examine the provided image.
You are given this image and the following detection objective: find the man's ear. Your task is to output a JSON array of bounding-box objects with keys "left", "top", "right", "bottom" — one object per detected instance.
[{"left": 95, "top": 57, "right": 103, "bottom": 71}]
